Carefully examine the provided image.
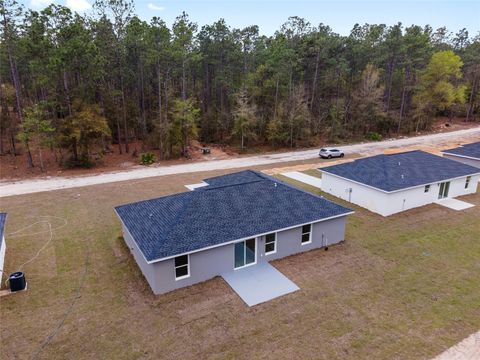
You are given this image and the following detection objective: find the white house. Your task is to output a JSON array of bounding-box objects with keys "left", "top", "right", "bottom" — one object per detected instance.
[
  {"left": 320, "top": 151, "right": 480, "bottom": 216},
  {"left": 0, "top": 213, "right": 7, "bottom": 282},
  {"left": 442, "top": 141, "right": 480, "bottom": 169}
]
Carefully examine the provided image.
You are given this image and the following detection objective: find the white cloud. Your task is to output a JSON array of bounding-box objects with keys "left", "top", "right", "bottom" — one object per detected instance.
[
  {"left": 147, "top": 3, "right": 165, "bottom": 11},
  {"left": 30, "top": 0, "right": 53, "bottom": 9},
  {"left": 65, "top": 0, "right": 92, "bottom": 12}
]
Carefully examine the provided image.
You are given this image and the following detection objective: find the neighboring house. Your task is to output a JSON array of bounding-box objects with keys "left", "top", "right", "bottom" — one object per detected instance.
[
  {"left": 442, "top": 142, "right": 480, "bottom": 168},
  {"left": 115, "top": 170, "right": 353, "bottom": 295},
  {"left": 320, "top": 151, "right": 480, "bottom": 217},
  {"left": 0, "top": 213, "right": 7, "bottom": 282}
]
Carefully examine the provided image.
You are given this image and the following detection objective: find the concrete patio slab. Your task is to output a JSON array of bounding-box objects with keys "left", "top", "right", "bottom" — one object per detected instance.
[
  {"left": 435, "top": 198, "right": 475, "bottom": 211},
  {"left": 222, "top": 262, "right": 299, "bottom": 307},
  {"left": 281, "top": 171, "right": 322, "bottom": 189}
]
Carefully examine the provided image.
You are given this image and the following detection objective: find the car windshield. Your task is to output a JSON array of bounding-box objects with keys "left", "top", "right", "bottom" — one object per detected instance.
[{"left": 320, "top": 148, "right": 327, "bottom": 151}]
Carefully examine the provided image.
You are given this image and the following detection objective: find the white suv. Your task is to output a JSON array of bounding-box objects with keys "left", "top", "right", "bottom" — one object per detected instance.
[{"left": 319, "top": 148, "right": 344, "bottom": 159}]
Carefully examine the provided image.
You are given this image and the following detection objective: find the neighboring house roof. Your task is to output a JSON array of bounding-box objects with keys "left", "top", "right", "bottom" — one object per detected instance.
[
  {"left": 321, "top": 150, "right": 480, "bottom": 192},
  {"left": 442, "top": 142, "right": 480, "bottom": 160},
  {"left": 115, "top": 170, "right": 352, "bottom": 263}
]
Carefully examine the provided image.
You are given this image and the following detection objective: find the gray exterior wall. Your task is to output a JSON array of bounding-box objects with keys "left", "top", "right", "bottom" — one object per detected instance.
[
  {"left": 443, "top": 154, "right": 480, "bottom": 168},
  {"left": 121, "top": 216, "right": 348, "bottom": 295},
  {"left": 122, "top": 224, "right": 157, "bottom": 291},
  {"left": 256, "top": 216, "right": 346, "bottom": 263}
]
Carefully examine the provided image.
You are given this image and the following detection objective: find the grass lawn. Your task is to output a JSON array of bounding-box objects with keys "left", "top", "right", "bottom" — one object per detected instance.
[
  {"left": 1, "top": 167, "right": 479, "bottom": 360},
  {"left": 302, "top": 168, "right": 323, "bottom": 178}
]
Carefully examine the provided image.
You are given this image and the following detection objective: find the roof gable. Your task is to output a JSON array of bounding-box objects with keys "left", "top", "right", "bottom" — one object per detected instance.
[{"left": 321, "top": 150, "right": 480, "bottom": 192}]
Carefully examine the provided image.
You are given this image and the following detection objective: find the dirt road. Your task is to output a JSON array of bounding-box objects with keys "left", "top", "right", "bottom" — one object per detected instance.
[{"left": 1, "top": 127, "right": 479, "bottom": 197}]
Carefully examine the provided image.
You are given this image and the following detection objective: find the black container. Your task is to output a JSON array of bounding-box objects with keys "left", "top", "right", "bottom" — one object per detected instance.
[{"left": 9, "top": 272, "right": 26, "bottom": 292}]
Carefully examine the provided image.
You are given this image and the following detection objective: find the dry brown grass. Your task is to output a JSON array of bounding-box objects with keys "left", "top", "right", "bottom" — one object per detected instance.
[{"left": 1, "top": 165, "right": 479, "bottom": 360}]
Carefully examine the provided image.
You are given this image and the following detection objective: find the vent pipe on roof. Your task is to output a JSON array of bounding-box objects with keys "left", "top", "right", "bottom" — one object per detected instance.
[{"left": 274, "top": 182, "right": 277, "bottom": 187}]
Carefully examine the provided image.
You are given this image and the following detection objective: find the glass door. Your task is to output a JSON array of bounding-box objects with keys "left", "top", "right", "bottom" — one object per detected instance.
[
  {"left": 438, "top": 181, "right": 450, "bottom": 199},
  {"left": 234, "top": 238, "right": 256, "bottom": 269}
]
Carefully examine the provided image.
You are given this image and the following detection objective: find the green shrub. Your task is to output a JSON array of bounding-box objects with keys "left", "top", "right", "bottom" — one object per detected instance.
[
  {"left": 140, "top": 152, "right": 156, "bottom": 166},
  {"left": 63, "top": 155, "right": 95, "bottom": 169},
  {"left": 367, "top": 132, "right": 383, "bottom": 141}
]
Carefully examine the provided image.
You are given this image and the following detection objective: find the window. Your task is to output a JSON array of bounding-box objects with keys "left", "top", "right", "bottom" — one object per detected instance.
[
  {"left": 174, "top": 255, "right": 189, "bottom": 280},
  {"left": 301, "top": 224, "right": 312, "bottom": 244},
  {"left": 234, "top": 239, "right": 256, "bottom": 269},
  {"left": 265, "top": 233, "right": 276, "bottom": 254},
  {"left": 465, "top": 176, "right": 471, "bottom": 189},
  {"left": 424, "top": 185, "right": 430, "bottom": 193}
]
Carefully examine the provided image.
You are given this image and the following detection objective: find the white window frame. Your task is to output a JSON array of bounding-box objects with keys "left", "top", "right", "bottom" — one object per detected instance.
[
  {"left": 465, "top": 176, "right": 471, "bottom": 189},
  {"left": 264, "top": 233, "right": 277, "bottom": 255},
  {"left": 174, "top": 254, "right": 190, "bottom": 280},
  {"left": 301, "top": 224, "right": 312, "bottom": 245},
  {"left": 424, "top": 184, "right": 430, "bottom": 193}
]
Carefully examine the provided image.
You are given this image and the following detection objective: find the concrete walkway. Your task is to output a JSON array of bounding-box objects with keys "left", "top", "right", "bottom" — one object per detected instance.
[
  {"left": 222, "top": 262, "right": 299, "bottom": 307},
  {"left": 1, "top": 127, "right": 479, "bottom": 197},
  {"left": 281, "top": 171, "right": 322, "bottom": 189},
  {"left": 433, "top": 331, "right": 480, "bottom": 360},
  {"left": 435, "top": 198, "right": 475, "bottom": 211}
]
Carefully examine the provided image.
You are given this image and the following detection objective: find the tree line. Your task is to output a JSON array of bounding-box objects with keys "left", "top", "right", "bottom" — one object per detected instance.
[{"left": 1, "top": 0, "right": 479, "bottom": 169}]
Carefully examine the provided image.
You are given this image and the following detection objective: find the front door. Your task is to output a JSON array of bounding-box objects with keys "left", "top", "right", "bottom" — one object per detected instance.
[
  {"left": 438, "top": 181, "right": 450, "bottom": 199},
  {"left": 234, "top": 238, "right": 256, "bottom": 269}
]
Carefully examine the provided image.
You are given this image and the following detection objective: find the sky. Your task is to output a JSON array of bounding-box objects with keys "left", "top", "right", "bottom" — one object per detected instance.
[{"left": 22, "top": 0, "right": 480, "bottom": 37}]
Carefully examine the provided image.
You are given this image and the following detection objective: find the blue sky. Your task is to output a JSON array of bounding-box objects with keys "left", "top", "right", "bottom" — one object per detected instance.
[{"left": 24, "top": 0, "right": 479, "bottom": 37}]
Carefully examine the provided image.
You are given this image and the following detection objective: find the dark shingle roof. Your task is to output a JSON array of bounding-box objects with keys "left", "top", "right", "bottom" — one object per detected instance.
[
  {"left": 442, "top": 142, "right": 480, "bottom": 160},
  {"left": 203, "top": 171, "right": 263, "bottom": 188},
  {"left": 115, "top": 171, "right": 352, "bottom": 262},
  {"left": 0, "top": 213, "right": 6, "bottom": 241},
  {"left": 321, "top": 150, "right": 480, "bottom": 192}
]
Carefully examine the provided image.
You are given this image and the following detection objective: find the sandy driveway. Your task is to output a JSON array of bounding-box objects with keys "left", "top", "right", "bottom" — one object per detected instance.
[{"left": 1, "top": 127, "right": 479, "bottom": 197}]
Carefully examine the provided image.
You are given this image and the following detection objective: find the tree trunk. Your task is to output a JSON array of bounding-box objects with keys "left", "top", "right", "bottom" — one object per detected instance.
[
  {"left": 39, "top": 146, "right": 44, "bottom": 172},
  {"left": 72, "top": 138, "right": 78, "bottom": 161},
  {"left": 120, "top": 75, "right": 129, "bottom": 153},
  {"left": 11, "top": 134, "right": 17, "bottom": 156},
  {"left": 63, "top": 69, "right": 72, "bottom": 116},
  {"left": 274, "top": 77, "right": 279, "bottom": 120},
  {"left": 182, "top": 57, "right": 187, "bottom": 101},
  {"left": 310, "top": 49, "right": 320, "bottom": 110},
  {"left": 140, "top": 61, "right": 147, "bottom": 142},
  {"left": 385, "top": 59, "right": 395, "bottom": 112},
  {"left": 2, "top": 9, "right": 33, "bottom": 167},
  {"left": 157, "top": 67, "right": 163, "bottom": 158},
  {"left": 398, "top": 66, "right": 410, "bottom": 133},
  {"left": 466, "top": 72, "right": 478, "bottom": 122},
  {"left": 290, "top": 123, "right": 293, "bottom": 148}
]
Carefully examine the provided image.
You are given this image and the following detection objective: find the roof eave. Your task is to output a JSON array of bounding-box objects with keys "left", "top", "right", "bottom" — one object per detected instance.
[
  {"left": 321, "top": 169, "right": 480, "bottom": 193},
  {"left": 442, "top": 152, "right": 480, "bottom": 161},
  {"left": 144, "top": 210, "right": 355, "bottom": 264}
]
